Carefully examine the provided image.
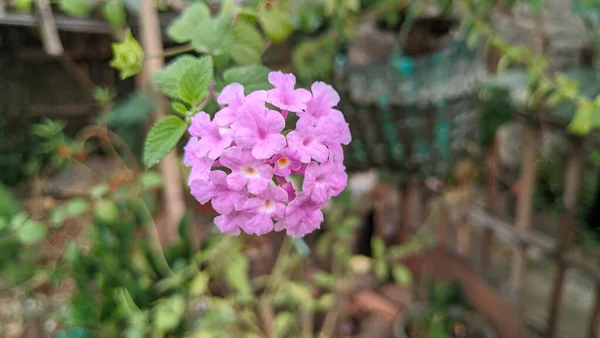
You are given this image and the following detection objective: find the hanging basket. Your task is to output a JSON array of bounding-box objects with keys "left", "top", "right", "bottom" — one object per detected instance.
[{"left": 335, "top": 31, "right": 484, "bottom": 177}]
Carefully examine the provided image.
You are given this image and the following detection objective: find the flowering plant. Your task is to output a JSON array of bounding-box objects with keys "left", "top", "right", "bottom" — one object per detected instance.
[{"left": 184, "top": 71, "right": 351, "bottom": 237}]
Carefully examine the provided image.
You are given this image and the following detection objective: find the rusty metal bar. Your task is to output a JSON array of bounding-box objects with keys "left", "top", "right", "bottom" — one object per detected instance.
[{"left": 547, "top": 139, "right": 585, "bottom": 337}]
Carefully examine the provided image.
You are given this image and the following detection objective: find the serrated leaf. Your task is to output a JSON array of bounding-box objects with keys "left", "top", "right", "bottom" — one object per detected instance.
[
  {"left": 178, "top": 56, "right": 213, "bottom": 105},
  {"left": 103, "top": 1, "right": 126, "bottom": 29},
  {"left": 231, "top": 22, "right": 263, "bottom": 65},
  {"left": 143, "top": 116, "right": 188, "bottom": 168},
  {"left": 223, "top": 65, "right": 271, "bottom": 93},
  {"left": 167, "top": 2, "right": 211, "bottom": 43},
  {"left": 392, "top": 265, "right": 412, "bottom": 286},
  {"left": 154, "top": 55, "right": 210, "bottom": 100},
  {"left": 58, "top": 0, "right": 91, "bottom": 18},
  {"left": 191, "top": 16, "right": 234, "bottom": 55},
  {"left": 17, "top": 219, "right": 47, "bottom": 244},
  {"left": 172, "top": 102, "right": 188, "bottom": 115},
  {"left": 153, "top": 294, "right": 186, "bottom": 332},
  {"left": 66, "top": 198, "right": 89, "bottom": 217},
  {"left": 275, "top": 312, "right": 295, "bottom": 337},
  {"left": 258, "top": 10, "right": 293, "bottom": 43}
]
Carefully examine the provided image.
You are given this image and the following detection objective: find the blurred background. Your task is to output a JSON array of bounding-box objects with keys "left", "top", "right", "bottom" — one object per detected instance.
[{"left": 1, "top": 0, "right": 600, "bottom": 337}]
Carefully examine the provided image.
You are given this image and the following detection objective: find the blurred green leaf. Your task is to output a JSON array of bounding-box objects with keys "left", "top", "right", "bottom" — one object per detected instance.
[
  {"left": 223, "top": 65, "right": 271, "bottom": 93},
  {"left": 17, "top": 219, "right": 47, "bottom": 244},
  {"left": 143, "top": 116, "right": 188, "bottom": 168},
  {"left": 371, "top": 237, "right": 386, "bottom": 258},
  {"left": 89, "top": 183, "right": 109, "bottom": 200},
  {"left": 51, "top": 207, "right": 67, "bottom": 227},
  {"left": 275, "top": 312, "right": 295, "bottom": 337},
  {"left": 58, "top": 0, "right": 92, "bottom": 18},
  {"left": 167, "top": 2, "right": 211, "bottom": 43},
  {"left": 374, "top": 259, "right": 388, "bottom": 280},
  {"left": 312, "top": 271, "right": 336, "bottom": 289},
  {"left": 392, "top": 265, "right": 412, "bottom": 286},
  {"left": 153, "top": 294, "right": 186, "bottom": 332},
  {"left": 14, "top": 0, "right": 33, "bottom": 12},
  {"left": 225, "top": 253, "right": 252, "bottom": 297},
  {"left": 172, "top": 102, "right": 188, "bottom": 115},
  {"left": 66, "top": 198, "right": 89, "bottom": 217},
  {"left": 231, "top": 22, "right": 263, "bottom": 65},
  {"left": 189, "top": 272, "right": 210, "bottom": 296},
  {"left": 191, "top": 16, "right": 234, "bottom": 55},
  {"left": 139, "top": 171, "right": 164, "bottom": 190},
  {"left": 258, "top": 10, "right": 293, "bottom": 43},
  {"left": 103, "top": 1, "right": 126, "bottom": 29}
]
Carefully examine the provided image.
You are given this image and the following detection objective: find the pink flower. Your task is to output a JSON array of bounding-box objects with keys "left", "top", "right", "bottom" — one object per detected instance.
[
  {"left": 188, "top": 112, "right": 233, "bottom": 160},
  {"left": 234, "top": 103, "right": 286, "bottom": 159},
  {"left": 214, "top": 83, "right": 267, "bottom": 127},
  {"left": 298, "top": 82, "right": 345, "bottom": 123},
  {"left": 183, "top": 137, "right": 214, "bottom": 183},
  {"left": 275, "top": 193, "right": 324, "bottom": 237},
  {"left": 271, "top": 148, "right": 301, "bottom": 176},
  {"left": 303, "top": 161, "right": 348, "bottom": 204},
  {"left": 214, "top": 210, "right": 248, "bottom": 235},
  {"left": 220, "top": 147, "right": 273, "bottom": 194},
  {"left": 266, "top": 71, "right": 311, "bottom": 112},
  {"left": 190, "top": 170, "right": 247, "bottom": 214},
  {"left": 286, "top": 118, "right": 331, "bottom": 163},
  {"left": 243, "top": 184, "right": 287, "bottom": 235},
  {"left": 320, "top": 116, "right": 351, "bottom": 163}
]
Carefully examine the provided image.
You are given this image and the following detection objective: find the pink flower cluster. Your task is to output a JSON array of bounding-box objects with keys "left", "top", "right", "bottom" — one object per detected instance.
[{"left": 184, "top": 71, "right": 351, "bottom": 237}]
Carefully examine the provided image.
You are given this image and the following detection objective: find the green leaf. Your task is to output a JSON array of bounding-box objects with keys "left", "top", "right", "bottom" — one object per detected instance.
[
  {"left": 103, "top": 1, "right": 126, "bottom": 29},
  {"left": 14, "top": 0, "right": 33, "bottom": 12},
  {"left": 371, "top": 238, "right": 386, "bottom": 258},
  {"left": 17, "top": 219, "right": 47, "bottom": 244},
  {"left": 316, "top": 293, "right": 335, "bottom": 310},
  {"left": 58, "top": 0, "right": 92, "bottom": 18},
  {"left": 312, "top": 271, "right": 336, "bottom": 289},
  {"left": 178, "top": 56, "right": 213, "bottom": 105},
  {"left": 66, "top": 198, "right": 89, "bottom": 217},
  {"left": 154, "top": 55, "right": 210, "bottom": 100},
  {"left": 110, "top": 30, "right": 144, "bottom": 80},
  {"left": 172, "top": 102, "right": 188, "bottom": 115},
  {"left": 225, "top": 254, "right": 252, "bottom": 297},
  {"left": 274, "top": 312, "right": 295, "bottom": 337},
  {"left": 231, "top": 22, "right": 263, "bottom": 65},
  {"left": 88, "top": 184, "right": 109, "bottom": 200},
  {"left": 569, "top": 99, "right": 594, "bottom": 135},
  {"left": 374, "top": 259, "right": 388, "bottom": 280},
  {"left": 0, "top": 217, "right": 7, "bottom": 231},
  {"left": 153, "top": 294, "right": 186, "bottom": 332},
  {"left": 143, "top": 116, "right": 188, "bottom": 168},
  {"left": 392, "top": 265, "right": 412, "bottom": 286},
  {"left": 191, "top": 16, "right": 234, "bottom": 55},
  {"left": 139, "top": 171, "right": 164, "bottom": 190},
  {"left": 167, "top": 2, "right": 211, "bottom": 43},
  {"left": 258, "top": 10, "right": 293, "bottom": 43},
  {"left": 223, "top": 65, "right": 271, "bottom": 93},
  {"left": 189, "top": 272, "right": 210, "bottom": 296}
]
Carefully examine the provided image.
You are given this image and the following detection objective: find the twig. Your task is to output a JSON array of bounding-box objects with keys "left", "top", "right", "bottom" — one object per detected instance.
[{"left": 145, "top": 43, "right": 195, "bottom": 59}]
